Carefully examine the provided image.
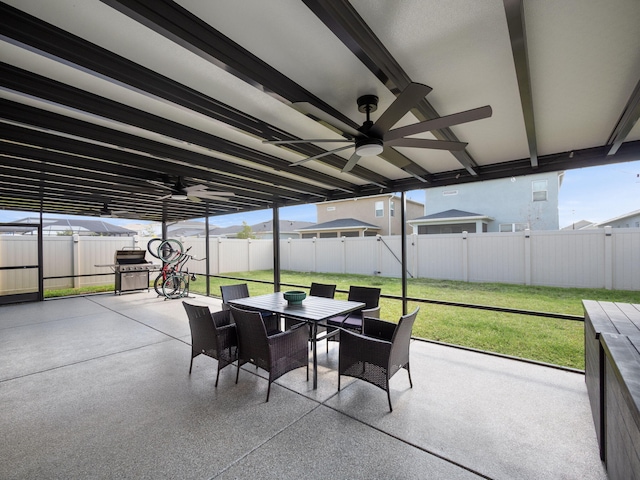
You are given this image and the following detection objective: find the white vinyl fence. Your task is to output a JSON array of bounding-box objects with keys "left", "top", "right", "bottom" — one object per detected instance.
[{"left": 1, "top": 228, "right": 639, "bottom": 295}]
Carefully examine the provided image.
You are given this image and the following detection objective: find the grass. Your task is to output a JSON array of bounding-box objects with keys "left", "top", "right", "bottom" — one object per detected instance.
[
  {"left": 45, "top": 270, "right": 640, "bottom": 370},
  {"left": 203, "top": 270, "right": 640, "bottom": 370}
]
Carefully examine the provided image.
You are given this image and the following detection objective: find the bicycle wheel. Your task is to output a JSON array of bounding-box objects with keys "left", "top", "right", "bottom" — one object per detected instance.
[
  {"left": 158, "top": 239, "right": 183, "bottom": 264},
  {"left": 163, "top": 274, "right": 187, "bottom": 299},
  {"left": 153, "top": 274, "right": 165, "bottom": 296},
  {"left": 147, "top": 238, "right": 163, "bottom": 259}
]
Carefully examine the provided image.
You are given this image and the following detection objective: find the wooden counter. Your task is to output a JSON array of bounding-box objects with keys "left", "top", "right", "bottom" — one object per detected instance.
[{"left": 583, "top": 300, "right": 640, "bottom": 478}]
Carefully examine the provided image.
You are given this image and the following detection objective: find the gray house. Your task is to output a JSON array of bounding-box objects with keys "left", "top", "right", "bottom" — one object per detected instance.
[
  {"left": 596, "top": 209, "right": 640, "bottom": 229},
  {"left": 409, "top": 172, "right": 563, "bottom": 234}
]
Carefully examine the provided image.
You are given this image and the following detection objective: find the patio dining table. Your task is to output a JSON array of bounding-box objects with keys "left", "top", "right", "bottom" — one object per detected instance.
[{"left": 228, "top": 292, "right": 365, "bottom": 389}]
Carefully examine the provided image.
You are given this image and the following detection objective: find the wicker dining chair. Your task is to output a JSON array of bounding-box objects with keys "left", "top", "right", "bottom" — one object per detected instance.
[
  {"left": 220, "top": 283, "right": 279, "bottom": 334},
  {"left": 338, "top": 308, "right": 419, "bottom": 412},
  {"left": 183, "top": 302, "right": 238, "bottom": 387},
  {"left": 324, "top": 286, "right": 381, "bottom": 350},
  {"left": 230, "top": 306, "right": 309, "bottom": 402}
]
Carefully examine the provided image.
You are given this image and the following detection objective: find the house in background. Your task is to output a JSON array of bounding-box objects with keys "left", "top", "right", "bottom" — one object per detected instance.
[
  {"left": 297, "top": 194, "right": 424, "bottom": 238},
  {"left": 560, "top": 220, "right": 598, "bottom": 231},
  {"left": 596, "top": 209, "right": 640, "bottom": 229},
  {"left": 560, "top": 209, "right": 640, "bottom": 231},
  {"left": 409, "top": 172, "right": 563, "bottom": 234},
  {"left": 1, "top": 218, "right": 136, "bottom": 237},
  {"left": 238, "top": 220, "right": 314, "bottom": 240},
  {"left": 296, "top": 218, "right": 381, "bottom": 238},
  {"left": 209, "top": 220, "right": 313, "bottom": 240}
]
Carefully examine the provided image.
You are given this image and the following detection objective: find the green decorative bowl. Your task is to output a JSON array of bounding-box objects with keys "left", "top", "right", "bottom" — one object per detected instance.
[{"left": 283, "top": 290, "right": 306, "bottom": 305}]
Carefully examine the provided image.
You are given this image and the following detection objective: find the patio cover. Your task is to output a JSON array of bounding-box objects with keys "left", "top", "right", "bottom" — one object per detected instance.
[{"left": 0, "top": 0, "right": 639, "bottom": 223}]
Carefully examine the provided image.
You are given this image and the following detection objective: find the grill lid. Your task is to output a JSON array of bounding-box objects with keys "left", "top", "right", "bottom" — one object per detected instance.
[{"left": 114, "top": 249, "right": 148, "bottom": 265}]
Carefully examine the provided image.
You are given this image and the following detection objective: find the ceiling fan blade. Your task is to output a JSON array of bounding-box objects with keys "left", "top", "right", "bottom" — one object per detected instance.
[
  {"left": 385, "top": 105, "right": 492, "bottom": 142},
  {"left": 184, "top": 185, "right": 235, "bottom": 195},
  {"left": 186, "top": 195, "right": 202, "bottom": 203},
  {"left": 341, "top": 152, "right": 362, "bottom": 173},
  {"left": 146, "top": 179, "right": 172, "bottom": 190},
  {"left": 291, "top": 102, "right": 361, "bottom": 138},
  {"left": 263, "top": 139, "right": 352, "bottom": 145},
  {"left": 371, "top": 83, "right": 433, "bottom": 135},
  {"left": 158, "top": 193, "right": 172, "bottom": 201},
  {"left": 290, "top": 144, "right": 354, "bottom": 166},
  {"left": 189, "top": 193, "right": 233, "bottom": 201},
  {"left": 385, "top": 137, "right": 468, "bottom": 151}
]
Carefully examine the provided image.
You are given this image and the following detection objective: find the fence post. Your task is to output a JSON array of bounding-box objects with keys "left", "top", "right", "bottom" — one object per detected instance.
[
  {"left": 604, "top": 226, "right": 613, "bottom": 289},
  {"left": 376, "top": 235, "right": 382, "bottom": 276},
  {"left": 247, "top": 238, "right": 252, "bottom": 272},
  {"left": 524, "top": 228, "right": 531, "bottom": 285},
  {"left": 72, "top": 234, "right": 80, "bottom": 288},
  {"left": 313, "top": 237, "right": 317, "bottom": 273},
  {"left": 462, "top": 231, "right": 468, "bottom": 282},
  {"left": 411, "top": 233, "right": 418, "bottom": 279},
  {"left": 217, "top": 238, "right": 223, "bottom": 274},
  {"left": 342, "top": 236, "right": 346, "bottom": 274}
]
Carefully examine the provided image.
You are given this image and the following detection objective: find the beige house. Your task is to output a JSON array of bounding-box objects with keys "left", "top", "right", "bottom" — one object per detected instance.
[{"left": 297, "top": 194, "right": 424, "bottom": 238}]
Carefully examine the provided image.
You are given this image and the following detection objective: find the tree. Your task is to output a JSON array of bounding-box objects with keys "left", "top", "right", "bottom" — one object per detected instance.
[{"left": 236, "top": 221, "right": 255, "bottom": 239}]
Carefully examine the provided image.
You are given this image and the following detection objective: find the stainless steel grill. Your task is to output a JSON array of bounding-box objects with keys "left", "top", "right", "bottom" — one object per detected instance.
[{"left": 114, "top": 249, "right": 151, "bottom": 294}]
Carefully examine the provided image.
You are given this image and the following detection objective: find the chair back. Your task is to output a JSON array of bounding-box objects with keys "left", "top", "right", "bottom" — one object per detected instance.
[
  {"left": 220, "top": 284, "right": 250, "bottom": 310},
  {"left": 183, "top": 302, "right": 217, "bottom": 354},
  {"left": 389, "top": 308, "right": 419, "bottom": 365},
  {"left": 348, "top": 286, "right": 381, "bottom": 309},
  {"left": 230, "top": 306, "right": 270, "bottom": 370},
  {"left": 309, "top": 282, "right": 336, "bottom": 298}
]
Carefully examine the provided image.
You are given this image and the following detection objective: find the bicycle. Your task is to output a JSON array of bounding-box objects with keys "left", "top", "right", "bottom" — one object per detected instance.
[
  {"left": 161, "top": 250, "right": 204, "bottom": 299},
  {"left": 147, "top": 239, "right": 203, "bottom": 298}
]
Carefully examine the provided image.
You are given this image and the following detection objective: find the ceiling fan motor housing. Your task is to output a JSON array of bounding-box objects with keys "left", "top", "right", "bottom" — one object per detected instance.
[
  {"left": 355, "top": 137, "right": 384, "bottom": 156},
  {"left": 357, "top": 94, "right": 379, "bottom": 113}
]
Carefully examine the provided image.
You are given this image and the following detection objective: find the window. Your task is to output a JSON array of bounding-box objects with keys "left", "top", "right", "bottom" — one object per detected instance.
[
  {"left": 390, "top": 201, "right": 395, "bottom": 217},
  {"left": 532, "top": 180, "right": 547, "bottom": 202},
  {"left": 500, "top": 223, "right": 528, "bottom": 232},
  {"left": 326, "top": 206, "right": 336, "bottom": 211},
  {"left": 443, "top": 190, "right": 458, "bottom": 196},
  {"left": 375, "top": 201, "right": 384, "bottom": 217},
  {"left": 341, "top": 231, "right": 359, "bottom": 237}
]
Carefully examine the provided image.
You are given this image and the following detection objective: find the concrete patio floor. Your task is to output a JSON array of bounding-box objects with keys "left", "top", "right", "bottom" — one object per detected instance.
[{"left": 0, "top": 291, "right": 607, "bottom": 479}]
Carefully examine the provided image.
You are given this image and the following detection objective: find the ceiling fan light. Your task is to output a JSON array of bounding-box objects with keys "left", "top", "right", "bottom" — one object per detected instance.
[
  {"left": 172, "top": 193, "right": 189, "bottom": 200},
  {"left": 355, "top": 138, "right": 384, "bottom": 157}
]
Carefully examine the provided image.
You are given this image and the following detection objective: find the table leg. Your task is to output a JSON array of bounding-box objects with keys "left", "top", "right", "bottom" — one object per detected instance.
[{"left": 312, "top": 322, "right": 318, "bottom": 389}]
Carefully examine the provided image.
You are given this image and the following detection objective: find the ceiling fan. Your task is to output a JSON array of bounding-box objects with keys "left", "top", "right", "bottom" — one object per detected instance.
[
  {"left": 147, "top": 176, "right": 235, "bottom": 202},
  {"left": 263, "top": 82, "right": 492, "bottom": 172},
  {"left": 79, "top": 203, "right": 131, "bottom": 218}
]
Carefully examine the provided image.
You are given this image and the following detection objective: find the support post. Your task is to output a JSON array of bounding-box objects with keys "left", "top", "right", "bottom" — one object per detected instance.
[
  {"left": 273, "top": 203, "right": 281, "bottom": 292},
  {"left": 401, "top": 192, "right": 408, "bottom": 315},
  {"left": 205, "top": 205, "right": 210, "bottom": 297},
  {"left": 38, "top": 209, "right": 44, "bottom": 301}
]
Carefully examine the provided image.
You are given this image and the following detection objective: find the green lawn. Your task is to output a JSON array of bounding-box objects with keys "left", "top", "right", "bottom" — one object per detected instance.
[
  {"left": 202, "top": 270, "right": 640, "bottom": 370},
  {"left": 45, "top": 270, "right": 640, "bottom": 370}
]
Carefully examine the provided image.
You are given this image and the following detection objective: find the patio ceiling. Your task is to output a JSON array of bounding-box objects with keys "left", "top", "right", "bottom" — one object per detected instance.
[{"left": 1, "top": 0, "right": 639, "bottom": 223}]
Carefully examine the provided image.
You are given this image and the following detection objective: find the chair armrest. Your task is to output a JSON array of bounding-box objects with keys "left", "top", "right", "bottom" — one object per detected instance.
[
  {"left": 340, "top": 328, "right": 392, "bottom": 365},
  {"left": 211, "top": 310, "right": 232, "bottom": 327},
  {"left": 216, "top": 323, "right": 237, "bottom": 349},
  {"left": 361, "top": 306, "right": 380, "bottom": 319},
  {"left": 363, "top": 317, "right": 396, "bottom": 341}
]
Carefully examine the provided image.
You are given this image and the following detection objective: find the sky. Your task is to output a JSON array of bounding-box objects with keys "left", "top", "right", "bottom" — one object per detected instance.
[{"left": 1, "top": 161, "right": 638, "bottom": 229}]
